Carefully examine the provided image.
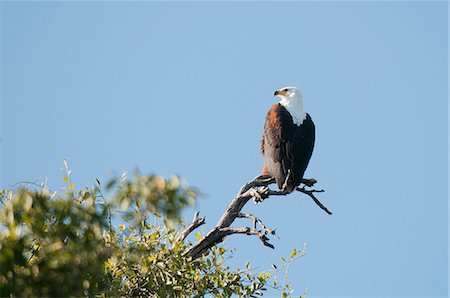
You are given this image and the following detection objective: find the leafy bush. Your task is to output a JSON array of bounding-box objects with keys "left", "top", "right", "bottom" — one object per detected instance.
[{"left": 0, "top": 164, "right": 304, "bottom": 297}]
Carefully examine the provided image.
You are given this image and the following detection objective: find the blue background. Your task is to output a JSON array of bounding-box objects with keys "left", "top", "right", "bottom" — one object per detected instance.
[{"left": 1, "top": 2, "right": 448, "bottom": 297}]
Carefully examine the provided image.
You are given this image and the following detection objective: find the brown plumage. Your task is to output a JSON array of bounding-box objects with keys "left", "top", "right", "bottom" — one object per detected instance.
[{"left": 261, "top": 103, "right": 315, "bottom": 193}]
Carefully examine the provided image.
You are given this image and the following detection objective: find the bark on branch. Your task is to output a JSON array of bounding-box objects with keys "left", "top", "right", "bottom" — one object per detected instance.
[
  {"left": 174, "top": 211, "right": 206, "bottom": 247},
  {"left": 181, "top": 174, "right": 330, "bottom": 260}
]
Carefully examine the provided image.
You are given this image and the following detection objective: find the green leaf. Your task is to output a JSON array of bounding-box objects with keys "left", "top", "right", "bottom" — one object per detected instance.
[
  {"left": 290, "top": 248, "right": 298, "bottom": 259},
  {"left": 105, "top": 178, "right": 117, "bottom": 190},
  {"left": 196, "top": 232, "right": 201, "bottom": 241}
]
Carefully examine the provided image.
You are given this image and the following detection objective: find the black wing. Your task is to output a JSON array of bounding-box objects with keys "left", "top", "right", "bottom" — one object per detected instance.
[
  {"left": 287, "top": 113, "right": 315, "bottom": 186},
  {"left": 263, "top": 104, "right": 315, "bottom": 191}
]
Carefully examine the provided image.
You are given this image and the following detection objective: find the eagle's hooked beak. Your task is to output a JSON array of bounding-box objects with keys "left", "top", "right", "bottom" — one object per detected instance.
[{"left": 274, "top": 89, "right": 287, "bottom": 97}]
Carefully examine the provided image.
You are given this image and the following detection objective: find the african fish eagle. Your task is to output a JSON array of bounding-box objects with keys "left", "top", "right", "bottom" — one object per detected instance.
[{"left": 261, "top": 87, "right": 315, "bottom": 193}]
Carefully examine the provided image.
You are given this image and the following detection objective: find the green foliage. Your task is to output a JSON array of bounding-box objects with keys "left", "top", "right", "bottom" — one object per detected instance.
[
  {"left": 104, "top": 227, "right": 267, "bottom": 297},
  {"left": 111, "top": 172, "right": 197, "bottom": 224},
  {"left": 0, "top": 165, "right": 304, "bottom": 297},
  {"left": 0, "top": 187, "right": 108, "bottom": 297}
]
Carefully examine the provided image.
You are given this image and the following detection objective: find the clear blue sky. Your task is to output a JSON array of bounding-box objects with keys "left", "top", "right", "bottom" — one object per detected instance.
[{"left": 1, "top": 1, "right": 448, "bottom": 297}]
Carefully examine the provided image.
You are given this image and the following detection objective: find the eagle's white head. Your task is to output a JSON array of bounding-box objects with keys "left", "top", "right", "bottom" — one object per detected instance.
[{"left": 274, "top": 86, "right": 306, "bottom": 125}]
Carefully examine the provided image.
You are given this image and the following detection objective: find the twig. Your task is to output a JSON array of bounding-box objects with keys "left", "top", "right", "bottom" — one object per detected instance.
[
  {"left": 296, "top": 187, "right": 332, "bottom": 215},
  {"left": 94, "top": 183, "right": 113, "bottom": 232},
  {"left": 11, "top": 181, "right": 63, "bottom": 200},
  {"left": 219, "top": 227, "right": 275, "bottom": 249},
  {"left": 301, "top": 178, "right": 317, "bottom": 187},
  {"left": 237, "top": 212, "right": 276, "bottom": 236},
  {"left": 27, "top": 244, "right": 40, "bottom": 263},
  {"left": 174, "top": 211, "right": 206, "bottom": 246}
]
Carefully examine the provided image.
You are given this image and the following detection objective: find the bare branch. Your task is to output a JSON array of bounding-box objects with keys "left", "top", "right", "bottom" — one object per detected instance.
[
  {"left": 220, "top": 227, "right": 275, "bottom": 249},
  {"left": 296, "top": 187, "right": 332, "bottom": 215},
  {"left": 183, "top": 174, "right": 330, "bottom": 259},
  {"left": 301, "top": 178, "right": 317, "bottom": 187},
  {"left": 174, "top": 211, "right": 206, "bottom": 245},
  {"left": 237, "top": 212, "right": 258, "bottom": 229},
  {"left": 237, "top": 213, "right": 276, "bottom": 236}
]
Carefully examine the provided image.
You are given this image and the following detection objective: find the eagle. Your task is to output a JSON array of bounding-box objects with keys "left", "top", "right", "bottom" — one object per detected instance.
[{"left": 261, "top": 87, "right": 315, "bottom": 193}]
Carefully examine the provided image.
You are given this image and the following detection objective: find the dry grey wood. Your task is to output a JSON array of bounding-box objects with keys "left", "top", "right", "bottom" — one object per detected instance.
[
  {"left": 301, "top": 178, "right": 317, "bottom": 187},
  {"left": 219, "top": 227, "right": 275, "bottom": 249},
  {"left": 297, "top": 186, "right": 332, "bottom": 215},
  {"left": 174, "top": 211, "right": 206, "bottom": 247},
  {"left": 182, "top": 174, "right": 330, "bottom": 260},
  {"left": 237, "top": 212, "right": 275, "bottom": 236}
]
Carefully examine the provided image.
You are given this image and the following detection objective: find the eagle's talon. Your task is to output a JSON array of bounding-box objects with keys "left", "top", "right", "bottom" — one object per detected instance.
[
  {"left": 253, "top": 193, "right": 264, "bottom": 203},
  {"left": 260, "top": 186, "right": 269, "bottom": 196},
  {"left": 253, "top": 197, "right": 262, "bottom": 203},
  {"left": 253, "top": 187, "right": 270, "bottom": 203}
]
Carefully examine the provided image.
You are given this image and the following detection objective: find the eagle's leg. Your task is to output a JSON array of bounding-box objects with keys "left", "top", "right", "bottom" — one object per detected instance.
[
  {"left": 280, "top": 170, "right": 293, "bottom": 193},
  {"left": 301, "top": 178, "right": 317, "bottom": 187}
]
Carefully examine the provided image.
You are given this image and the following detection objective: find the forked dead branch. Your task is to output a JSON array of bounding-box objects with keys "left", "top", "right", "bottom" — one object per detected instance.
[{"left": 181, "top": 174, "right": 331, "bottom": 260}]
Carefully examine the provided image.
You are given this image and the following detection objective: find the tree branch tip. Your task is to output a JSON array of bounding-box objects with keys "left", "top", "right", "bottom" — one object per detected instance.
[
  {"left": 260, "top": 237, "right": 275, "bottom": 249},
  {"left": 268, "top": 244, "right": 275, "bottom": 249},
  {"left": 296, "top": 187, "right": 325, "bottom": 194},
  {"left": 300, "top": 178, "right": 318, "bottom": 187},
  {"left": 193, "top": 211, "right": 200, "bottom": 219}
]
